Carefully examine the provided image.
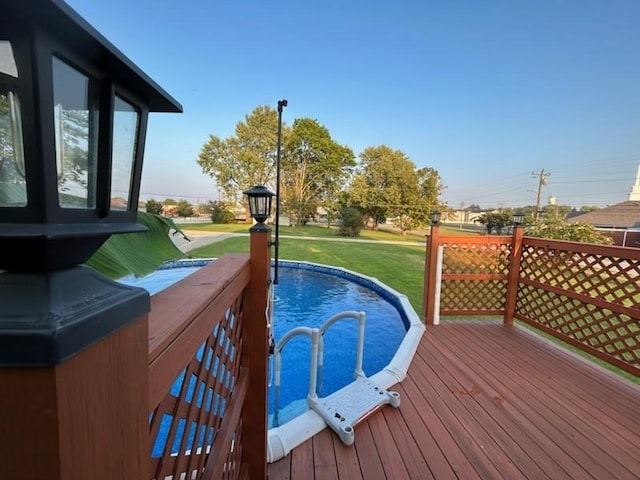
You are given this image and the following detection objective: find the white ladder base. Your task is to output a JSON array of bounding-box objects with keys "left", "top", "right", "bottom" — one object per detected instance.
[{"left": 308, "top": 376, "right": 400, "bottom": 445}]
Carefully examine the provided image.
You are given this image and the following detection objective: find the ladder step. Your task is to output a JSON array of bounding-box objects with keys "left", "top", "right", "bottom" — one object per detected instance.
[{"left": 309, "top": 376, "right": 400, "bottom": 445}]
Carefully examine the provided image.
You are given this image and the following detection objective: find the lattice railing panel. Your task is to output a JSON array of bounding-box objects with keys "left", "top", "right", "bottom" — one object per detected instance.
[
  {"left": 441, "top": 279, "right": 507, "bottom": 313},
  {"left": 519, "top": 244, "right": 640, "bottom": 311},
  {"left": 438, "top": 238, "right": 512, "bottom": 315},
  {"left": 220, "top": 420, "right": 244, "bottom": 480},
  {"left": 441, "top": 242, "right": 511, "bottom": 276},
  {"left": 149, "top": 296, "right": 244, "bottom": 480},
  {"left": 516, "top": 284, "right": 640, "bottom": 368}
]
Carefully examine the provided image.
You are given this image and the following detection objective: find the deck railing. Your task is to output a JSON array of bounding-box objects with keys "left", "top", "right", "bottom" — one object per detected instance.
[
  {"left": 148, "top": 254, "right": 249, "bottom": 479},
  {"left": 147, "top": 229, "right": 271, "bottom": 479},
  {"left": 424, "top": 225, "right": 640, "bottom": 377}
]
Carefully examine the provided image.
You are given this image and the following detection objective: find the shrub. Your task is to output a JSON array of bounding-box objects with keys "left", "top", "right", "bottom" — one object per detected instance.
[
  {"left": 210, "top": 201, "right": 235, "bottom": 224},
  {"left": 336, "top": 206, "right": 364, "bottom": 237}
]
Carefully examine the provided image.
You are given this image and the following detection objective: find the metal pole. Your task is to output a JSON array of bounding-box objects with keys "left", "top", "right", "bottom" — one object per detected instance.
[{"left": 274, "top": 99, "right": 287, "bottom": 284}]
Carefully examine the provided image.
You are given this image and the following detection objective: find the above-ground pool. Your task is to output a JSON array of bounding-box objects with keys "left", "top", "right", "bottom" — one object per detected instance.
[
  {"left": 118, "top": 258, "right": 425, "bottom": 462},
  {"left": 268, "top": 263, "right": 407, "bottom": 427}
]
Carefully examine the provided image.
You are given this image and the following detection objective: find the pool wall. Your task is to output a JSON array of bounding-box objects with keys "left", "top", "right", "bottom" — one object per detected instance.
[{"left": 266, "top": 260, "right": 425, "bottom": 463}]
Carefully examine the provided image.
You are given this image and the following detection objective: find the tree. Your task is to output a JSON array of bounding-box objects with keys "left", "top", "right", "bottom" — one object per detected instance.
[
  {"left": 336, "top": 205, "right": 364, "bottom": 237},
  {"left": 525, "top": 219, "right": 613, "bottom": 244},
  {"left": 197, "top": 203, "right": 212, "bottom": 215},
  {"left": 209, "top": 201, "right": 235, "bottom": 224},
  {"left": 474, "top": 212, "right": 513, "bottom": 234},
  {"left": 413, "top": 166, "right": 444, "bottom": 226},
  {"left": 197, "top": 106, "right": 282, "bottom": 210},
  {"left": 145, "top": 198, "right": 163, "bottom": 215},
  {"left": 579, "top": 205, "right": 600, "bottom": 214},
  {"left": 349, "top": 145, "right": 442, "bottom": 233},
  {"left": 467, "top": 204, "right": 482, "bottom": 212},
  {"left": 175, "top": 200, "right": 194, "bottom": 217},
  {"left": 281, "top": 118, "right": 355, "bottom": 226},
  {"left": 541, "top": 204, "right": 572, "bottom": 221},
  {"left": 349, "top": 146, "right": 408, "bottom": 229}
]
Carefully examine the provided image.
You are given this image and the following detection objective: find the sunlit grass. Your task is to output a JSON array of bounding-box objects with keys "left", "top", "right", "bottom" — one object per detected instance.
[
  {"left": 178, "top": 222, "right": 477, "bottom": 242},
  {"left": 187, "top": 236, "right": 426, "bottom": 313}
]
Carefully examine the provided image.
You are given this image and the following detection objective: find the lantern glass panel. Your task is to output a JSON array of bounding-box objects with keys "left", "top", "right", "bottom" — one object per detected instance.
[
  {"left": 0, "top": 40, "right": 26, "bottom": 207},
  {"left": 111, "top": 95, "right": 139, "bottom": 211},
  {"left": 250, "top": 195, "right": 270, "bottom": 218},
  {"left": 52, "top": 56, "right": 98, "bottom": 209}
]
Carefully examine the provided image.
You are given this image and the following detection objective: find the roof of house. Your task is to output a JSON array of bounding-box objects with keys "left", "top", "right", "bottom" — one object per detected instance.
[{"left": 567, "top": 200, "right": 640, "bottom": 229}]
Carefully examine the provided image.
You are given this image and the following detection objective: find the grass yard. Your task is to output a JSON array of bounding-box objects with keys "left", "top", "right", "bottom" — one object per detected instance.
[
  {"left": 187, "top": 236, "right": 426, "bottom": 314},
  {"left": 179, "top": 222, "right": 478, "bottom": 241}
]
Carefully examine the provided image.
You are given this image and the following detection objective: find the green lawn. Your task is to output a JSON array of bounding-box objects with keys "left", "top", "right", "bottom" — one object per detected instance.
[
  {"left": 178, "top": 222, "right": 476, "bottom": 242},
  {"left": 187, "top": 236, "right": 426, "bottom": 314},
  {"left": 179, "top": 222, "right": 426, "bottom": 241}
]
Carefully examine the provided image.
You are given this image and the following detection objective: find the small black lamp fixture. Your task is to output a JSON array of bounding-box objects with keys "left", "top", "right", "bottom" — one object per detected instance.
[
  {"left": 430, "top": 210, "right": 442, "bottom": 226},
  {"left": 513, "top": 211, "right": 525, "bottom": 226},
  {"left": 244, "top": 185, "right": 275, "bottom": 230},
  {"left": 0, "top": 0, "right": 182, "bottom": 272}
]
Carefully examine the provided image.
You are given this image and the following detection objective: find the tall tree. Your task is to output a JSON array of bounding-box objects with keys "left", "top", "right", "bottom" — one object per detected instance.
[
  {"left": 412, "top": 166, "right": 444, "bottom": 226},
  {"left": 349, "top": 145, "right": 441, "bottom": 233},
  {"left": 197, "top": 105, "right": 283, "bottom": 205},
  {"left": 282, "top": 118, "right": 355, "bottom": 226},
  {"left": 349, "top": 146, "right": 404, "bottom": 228}
]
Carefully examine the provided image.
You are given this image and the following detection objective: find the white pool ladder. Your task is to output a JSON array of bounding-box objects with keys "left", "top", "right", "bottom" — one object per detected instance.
[{"left": 272, "top": 310, "right": 400, "bottom": 445}]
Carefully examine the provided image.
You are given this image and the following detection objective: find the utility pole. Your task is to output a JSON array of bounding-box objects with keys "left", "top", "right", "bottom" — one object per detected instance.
[{"left": 532, "top": 169, "right": 550, "bottom": 220}]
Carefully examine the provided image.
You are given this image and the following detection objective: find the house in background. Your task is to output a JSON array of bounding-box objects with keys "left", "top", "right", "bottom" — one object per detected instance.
[{"left": 568, "top": 164, "right": 640, "bottom": 247}]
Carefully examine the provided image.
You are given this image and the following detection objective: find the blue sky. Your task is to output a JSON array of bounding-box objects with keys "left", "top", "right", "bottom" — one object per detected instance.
[{"left": 66, "top": 0, "right": 640, "bottom": 209}]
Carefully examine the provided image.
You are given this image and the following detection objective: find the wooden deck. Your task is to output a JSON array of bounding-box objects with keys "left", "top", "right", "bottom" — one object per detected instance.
[{"left": 267, "top": 319, "right": 640, "bottom": 479}]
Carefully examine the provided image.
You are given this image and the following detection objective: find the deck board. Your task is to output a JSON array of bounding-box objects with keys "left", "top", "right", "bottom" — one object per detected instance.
[{"left": 267, "top": 320, "right": 640, "bottom": 479}]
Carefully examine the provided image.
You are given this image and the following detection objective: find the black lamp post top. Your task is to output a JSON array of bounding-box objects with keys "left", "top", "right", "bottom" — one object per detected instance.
[
  {"left": 243, "top": 184, "right": 274, "bottom": 228},
  {"left": 0, "top": 0, "right": 182, "bottom": 272},
  {"left": 513, "top": 211, "right": 526, "bottom": 226}
]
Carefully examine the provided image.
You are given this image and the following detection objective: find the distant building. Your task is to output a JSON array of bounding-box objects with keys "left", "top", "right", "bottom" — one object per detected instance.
[{"left": 567, "top": 164, "right": 640, "bottom": 247}]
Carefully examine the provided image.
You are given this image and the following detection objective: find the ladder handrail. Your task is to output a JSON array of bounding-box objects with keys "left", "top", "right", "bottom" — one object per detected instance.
[
  {"left": 317, "top": 311, "right": 366, "bottom": 380},
  {"left": 271, "top": 311, "right": 366, "bottom": 427}
]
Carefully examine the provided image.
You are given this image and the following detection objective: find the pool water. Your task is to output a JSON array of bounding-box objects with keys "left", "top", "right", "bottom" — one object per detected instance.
[
  {"left": 119, "top": 259, "right": 408, "bottom": 428},
  {"left": 270, "top": 265, "right": 406, "bottom": 426}
]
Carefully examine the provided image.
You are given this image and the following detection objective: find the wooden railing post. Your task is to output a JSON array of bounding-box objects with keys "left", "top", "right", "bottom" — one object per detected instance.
[
  {"left": 423, "top": 223, "right": 440, "bottom": 325},
  {"left": 242, "top": 224, "right": 271, "bottom": 479},
  {"left": 504, "top": 225, "right": 524, "bottom": 325},
  {"left": 0, "top": 266, "right": 149, "bottom": 480}
]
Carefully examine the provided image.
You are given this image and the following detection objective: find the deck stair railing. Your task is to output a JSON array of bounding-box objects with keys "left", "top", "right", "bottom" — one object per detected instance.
[
  {"left": 424, "top": 224, "right": 640, "bottom": 378},
  {"left": 272, "top": 310, "right": 400, "bottom": 445}
]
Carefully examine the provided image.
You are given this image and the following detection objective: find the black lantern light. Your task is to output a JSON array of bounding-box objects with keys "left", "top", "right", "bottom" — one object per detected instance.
[
  {"left": 430, "top": 210, "right": 441, "bottom": 226},
  {"left": 244, "top": 185, "right": 275, "bottom": 229},
  {"left": 0, "top": 0, "right": 182, "bottom": 272},
  {"left": 513, "top": 211, "right": 525, "bottom": 226},
  {"left": 0, "top": 1, "right": 182, "bottom": 367}
]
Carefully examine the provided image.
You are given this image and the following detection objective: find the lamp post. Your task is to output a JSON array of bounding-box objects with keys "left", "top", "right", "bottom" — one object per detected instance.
[
  {"left": 0, "top": 2, "right": 181, "bottom": 476},
  {"left": 423, "top": 210, "right": 442, "bottom": 325},
  {"left": 505, "top": 211, "right": 525, "bottom": 326},
  {"left": 274, "top": 99, "right": 287, "bottom": 284},
  {"left": 244, "top": 184, "right": 275, "bottom": 231},
  {"left": 512, "top": 211, "right": 525, "bottom": 227},
  {"left": 430, "top": 210, "right": 442, "bottom": 226},
  {"left": 243, "top": 184, "right": 275, "bottom": 479}
]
